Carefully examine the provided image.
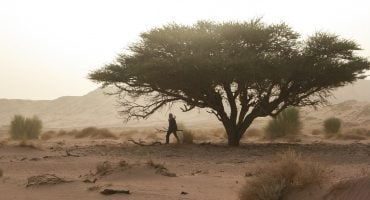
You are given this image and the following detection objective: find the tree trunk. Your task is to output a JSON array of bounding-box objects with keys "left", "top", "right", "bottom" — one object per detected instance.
[
  {"left": 227, "top": 132, "right": 240, "bottom": 146},
  {"left": 226, "top": 127, "right": 240, "bottom": 146}
]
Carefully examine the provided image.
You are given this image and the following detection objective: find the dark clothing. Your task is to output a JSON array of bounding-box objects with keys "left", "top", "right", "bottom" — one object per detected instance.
[
  {"left": 166, "top": 118, "right": 179, "bottom": 144},
  {"left": 168, "top": 118, "right": 177, "bottom": 132}
]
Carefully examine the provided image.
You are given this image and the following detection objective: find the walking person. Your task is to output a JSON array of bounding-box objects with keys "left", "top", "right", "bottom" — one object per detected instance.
[{"left": 166, "top": 113, "right": 180, "bottom": 144}]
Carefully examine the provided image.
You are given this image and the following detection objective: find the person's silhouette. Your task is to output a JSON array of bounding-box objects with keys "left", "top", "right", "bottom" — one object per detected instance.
[{"left": 166, "top": 113, "right": 180, "bottom": 144}]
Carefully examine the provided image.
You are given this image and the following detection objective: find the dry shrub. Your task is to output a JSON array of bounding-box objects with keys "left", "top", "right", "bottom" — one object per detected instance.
[
  {"left": 311, "top": 129, "right": 324, "bottom": 136},
  {"left": 40, "top": 130, "right": 56, "bottom": 140},
  {"left": 324, "top": 176, "right": 370, "bottom": 200},
  {"left": 119, "top": 130, "right": 139, "bottom": 139},
  {"left": 210, "top": 128, "right": 227, "bottom": 139},
  {"left": 74, "top": 127, "right": 118, "bottom": 139},
  {"left": 182, "top": 130, "right": 194, "bottom": 144},
  {"left": 96, "top": 161, "right": 114, "bottom": 176},
  {"left": 145, "top": 133, "right": 161, "bottom": 141},
  {"left": 240, "top": 150, "right": 325, "bottom": 200},
  {"left": 147, "top": 160, "right": 176, "bottom": 177},
  {"left": 57, "top": 129, "right": 68, "bottom": 136},
  {"left": 177, "top": 123, "right": 194, "bottom": 144},
  {"left": 26, "top": 174, "right": 69, "bottom": 187},
  {"left": 325, "top": 128, "right": 370, "bottom": 140},
  {"left": 18, "top": 140, "right": 40, "bottom": 149},
  {"left": 245, "top": 128, "right": 263, "bottom": 138},
  {"left": 337, "top": 134, "right": 367, "bottom": 140}
]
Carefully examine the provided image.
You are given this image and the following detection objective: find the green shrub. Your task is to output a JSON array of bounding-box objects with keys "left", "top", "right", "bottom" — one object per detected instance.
[
  {"left": 9, "top": 115, "right": 42, "bottom": 140},
  {"left": 323, "top": 117, "right": 341, "bottom": 135},
  {"left": 265, "top": 107, "right": 302, "bottom": 139}
]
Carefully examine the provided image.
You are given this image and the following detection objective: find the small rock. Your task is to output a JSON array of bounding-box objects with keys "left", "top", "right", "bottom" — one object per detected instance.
[
  {"left": 29, "top": 158, "right": 41, "bottom": 161},
  {"left": 100, "top": 188, "right": 130, "bottom": 195},
  {"left": 245, "top": 172, "right": 253, "bottom": 177},
  {"left": 181, "top": 191, "right": 188, "bottom": 195}
]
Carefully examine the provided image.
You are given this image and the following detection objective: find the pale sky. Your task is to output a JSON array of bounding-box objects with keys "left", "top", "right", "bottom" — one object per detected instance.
[{"left": 1, "top": 0, "right": 369, "bottom": 100}]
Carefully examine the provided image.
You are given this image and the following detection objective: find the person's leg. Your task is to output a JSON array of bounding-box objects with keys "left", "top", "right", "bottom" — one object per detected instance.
[
  {"left": 166, "top": 131, "right": 171, "bottom": 144},
  {"left": 173, "top": 131, "right": 180, "bottom": 143}
]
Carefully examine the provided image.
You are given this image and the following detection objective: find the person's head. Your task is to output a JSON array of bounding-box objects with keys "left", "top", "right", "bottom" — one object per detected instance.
[{"left": 169, "top": 113, "right": 173, "bottom": 119}]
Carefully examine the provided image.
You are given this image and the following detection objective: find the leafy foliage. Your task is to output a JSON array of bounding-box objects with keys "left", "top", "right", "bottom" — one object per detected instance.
[
  {"left": 89, "top": 19, "right": 369, "bottom": 146},
  {"left": 265, "top": 107, "right": 302, "bottom": 139},
  {"left": 9, "top": 115, "right": 42, "bottom": 140},
  {"left": 324, "top": 117, "right": 341, "bottom": 134}
]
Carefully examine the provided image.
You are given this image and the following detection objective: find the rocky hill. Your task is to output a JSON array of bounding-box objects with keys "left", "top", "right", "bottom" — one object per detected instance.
[{"left": 0, "top": 80, "right": 369, "bottom": 129}]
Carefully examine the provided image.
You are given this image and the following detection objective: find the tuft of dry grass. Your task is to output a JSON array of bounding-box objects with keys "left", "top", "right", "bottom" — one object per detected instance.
[
  {"left": 239, "top": 150, "right": 325, "bottom": 200},
  {"left": 96, "top": 161, "right": 114, "bottom": 176},
  {"left": 26, "top": 174, "right": 69, "bottom": 187},
  {"left": 182, "top": 130, "right": 194, "bottom": 144},
  {"left": 244, "top": 128, "right": 263, "bottom": 138},
  {"left": 40, "top": 130, "right": 56, "bottom": 140},
  {"left": 336, "top": 134, "right": 367, "bottom": 140},
  {"left": 147, "top": 160, "right": 176, "bottom": 177},
  {"left": 323, "top": 128, "right": 370, "bottom": 141},
  {"left": 74, "top": 127, "right": 118, "bottom": 140},
  {"left": 18, "top": 140, "right": 41, "bottom": 149},
  {"left": 311, "top": 129, "right": 324, "bottom": 136},
  {"left": 324, "top": 176, "right": 370, "bottom": 200}
]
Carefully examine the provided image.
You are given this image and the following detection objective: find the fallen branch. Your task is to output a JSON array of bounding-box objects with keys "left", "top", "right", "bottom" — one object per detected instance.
[
  {"left": 26, "top": 174, "right": 71, "bottom": 187},
  {"left": 155, "top": 128, "right": 184, "bottom": 133},
  {"left": 64, "top": 150, "right": 80, "bottom": 157},
  {"left": 128, "top": 139, "right": 162, "bottom": 146}
]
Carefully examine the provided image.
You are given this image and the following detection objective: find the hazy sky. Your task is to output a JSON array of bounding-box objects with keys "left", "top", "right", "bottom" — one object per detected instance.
[{"left": 1, "top": 0, "right": 369, "bottom": 100}]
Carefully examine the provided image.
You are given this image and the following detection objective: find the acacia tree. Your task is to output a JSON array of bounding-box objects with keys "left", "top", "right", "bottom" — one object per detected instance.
[{"left": 89, "top": 20, "right": 369, "bottom": 146}]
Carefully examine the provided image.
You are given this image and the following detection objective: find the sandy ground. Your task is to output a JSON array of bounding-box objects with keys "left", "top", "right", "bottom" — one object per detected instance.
[{"left": 1, "top": 134, "right": 370, "bottom": 200}]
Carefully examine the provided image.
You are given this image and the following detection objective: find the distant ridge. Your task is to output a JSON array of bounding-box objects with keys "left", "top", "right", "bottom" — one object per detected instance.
[{"left": 0, "top": 80, "right": 369, "bottom": 129}]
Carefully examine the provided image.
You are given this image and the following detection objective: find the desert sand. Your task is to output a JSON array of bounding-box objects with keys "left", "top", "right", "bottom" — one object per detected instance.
[{"left": 1, "top": 129, "right": 370, "bottom": 200}]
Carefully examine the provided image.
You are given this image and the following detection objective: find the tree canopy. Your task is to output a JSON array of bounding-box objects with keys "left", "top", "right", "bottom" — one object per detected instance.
[{"left": 89, "top": 19, "right": 369, "bottom": 146}]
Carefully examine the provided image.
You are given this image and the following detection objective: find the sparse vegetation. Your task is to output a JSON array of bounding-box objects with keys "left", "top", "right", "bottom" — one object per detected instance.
[
  {"left": 26, "top": 174, "right": 69, "bottom": 187},
  {"left": 147, "top": 160, "right": 176, "bottom": 177},
  {"left": 9, "top": 115, "right": 42, "bottom": 140},
  {"left": 245, "top": 128, "right": 263, "bottom": 139},
  {"left": 182, "top": 130, "right": 194, "bottom": 144},
  {"left": 177, "top": 123, "right": 194, "bottom": 144},
  {"left": 324, "top": 117, "right": 341, "bottom": 135},
  {"left": 265, "top": 107, "right": 302, "bottom": 140},
  {"left": 96, "top": 161, "right": 114, "bottom": 176},
  {"left": 334, "top": 128, "right": 370, "bottom": 140},
  {"left": 240, "top": 150, "right": 325, "bottom": 200},
  {"left": 18, "top": 140, "right": 40, "bottom": 149},
  {"left": 40, "top": 130, "right": 56, "bottom": 140},
  {"left": 324, "top": 176, "right": 370, "bottom": 199},
  {"left": 311, "top": 129, "right": 324, "bottom": 136},
  {"left": 75, "top": 127, "right": 118, "bottom": 139}
]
